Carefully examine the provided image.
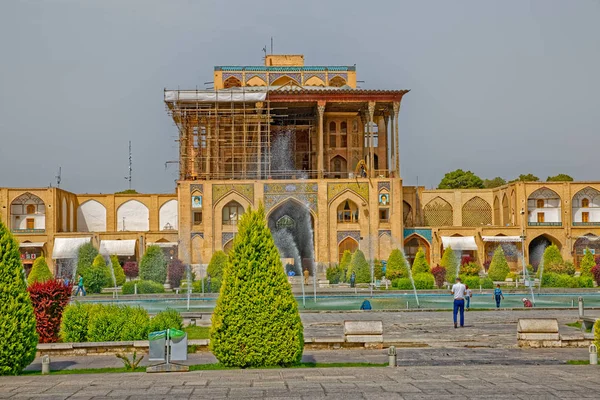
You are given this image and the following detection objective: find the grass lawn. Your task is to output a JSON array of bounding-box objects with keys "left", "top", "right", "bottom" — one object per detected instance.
[
  {"left": 566, "top": 321, "right": 592, "bottom": 333},
  {"left": 566, "top": 360, "right": 594, "bottom": 365},
  {"left": 184, "top": 325, "right": 210, "bottom": 339}
]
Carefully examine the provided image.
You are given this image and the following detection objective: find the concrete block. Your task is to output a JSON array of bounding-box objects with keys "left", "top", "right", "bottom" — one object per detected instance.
[
  {"left": 345, "top": 334, "right": 383, "bottom": 343},
  {"left": 517, "top": 318, "right": 558, "bottom": 333},
  {"left": 133, "top": 341, "right": 149, "bottom": 348},
  {"left": 189, "top": 339, "right": 209, "bottom": 346},
  {"left": 344, "top": 320, "right": 383, "bottom": 335},
  {"left": 517, "top": 333, "right": 560, "bottom": 341},
  {"left": 37, "top": 343, "right": 73, "bottom": 350},
  {"left": 312, "top": 336, "right": 345, "bottom": 343}
]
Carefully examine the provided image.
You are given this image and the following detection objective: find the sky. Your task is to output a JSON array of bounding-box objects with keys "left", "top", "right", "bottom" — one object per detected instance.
[{"left": 1, "top": 0, "right": 599, "bottom": 193}]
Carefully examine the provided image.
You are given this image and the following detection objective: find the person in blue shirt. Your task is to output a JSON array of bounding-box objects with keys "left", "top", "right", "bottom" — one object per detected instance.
[
  {"left": 360, "top": 299, "right": 372, "bottom": 310},
  {"left": 74, "top": 274, "right": 86, "bottom": 296},
  {"left": 494, "top": 284, "right": 504, "bottom": 309}
]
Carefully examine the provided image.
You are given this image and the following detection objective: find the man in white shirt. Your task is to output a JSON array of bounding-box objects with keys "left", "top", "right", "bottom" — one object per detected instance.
[{"left": 451, "top": 277, "right": 466, "bottom": 328}]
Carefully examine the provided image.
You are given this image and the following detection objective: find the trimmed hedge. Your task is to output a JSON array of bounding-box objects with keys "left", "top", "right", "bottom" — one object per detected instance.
[
  {"left": 440, "top": 247, "right": 458, "bottom": 282},
  {"left": 148, "top": 309, "right": 183, "bottom": 332},
  {"left": 386, "top": 249, "right": 409, "bottom": 280},
  {"left": 392, "top": 278, "right": 413, "bottom": 290},
  {"left": 193, "top": 277, "right": 222, "bottom": 293},
  {"left": 461, "top": 275, "right": 480, "bottom": 289},
  {"left": 348, "top": 250, "right": 371, "bottom": 284},
  {"left": 541, "top": 273, "right": 578, "bottom": 288},
  {"left": 339, "top": 250, "right": 352, "bottom": 282},
  {"left": 481, "top": 277, "right": 494, "bottom": 289},
  {"left": 122, "top": 280, "right": 165, "bottom": 295},
  {"left": 85, "top": 255, "right": 112, "bottom": 294},
  {"left": 411, "top": 248, "right": 430, "bottom": 275},
  {"left": 139, "top": 245, "right": 167, "bottom": 284},
  {"left": 488, "top": 246, "right": 510, "bottom": 281},
  {"left": 27, "top": 256, "right": 53, "bottom": 285},
  {"left": 207, "top": 251, "right": 227, "bottom": 279},
  {"left": 412, "top": 273, "right": 435, "bottom": 290}
]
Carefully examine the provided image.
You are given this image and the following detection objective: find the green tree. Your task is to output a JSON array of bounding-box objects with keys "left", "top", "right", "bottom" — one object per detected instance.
[
  {"left": 86, "top": 254, "right": 112, "bottom": 294},
  {"left": 488, "top": 246, "right": 510, "bottom": 281},
  {"left": 542, "top": 244, "right": 564, "bottom": 273},
  {"left": 348, "top": 250, "right": 371, "bottom": 283},
  {"left": 546, "top": 174, "right": 574, "bottom": 182},
  {"left": 210, "top": 205, "right": 303, "bottom": 367},
  {"left": 411, "top": 247, "right": 430, "bottom": 275},
  {"left": 0, "top": 220, "right": 38, "bottom": 375},
  {"left": 580, "top": 248, "right": 595, "bottom": 277},
  {"left": 386, "top": 249, "right": 409, "bottom": 279},
  {"left": 437, "top": 169, "right": 484, "bottom": 189},
  {"left": 373, "top": 259, "right": 383, "bottom": 280},
  {"left": 27, "top": 256, "right": 53, "bottom": 285},
  {"left": 207, "top": 251, "right": 228, "bottom": 279},
  {"left": 110, "top": 255, "right": 126, "bottom": 286},
  {"left": 483, "top": 177, "right": 507, "bottom": 188},
  {"left": 139, "top": 245, "right": 167, "bottom": 284},
  {"left": 510, "top": 173, "right": 539, "bottom": 182},
  {"left": 340, "top": 250, "right": 352, "bottom": 282},
  {"left": 77, "top": 242, "right": 98, "bottom": 277},
  {"left": 115, "top": 189, "right": 139, "bottom": 194},
  {"left": 440, "top": 247, "right": 459, "bottom": 282}
]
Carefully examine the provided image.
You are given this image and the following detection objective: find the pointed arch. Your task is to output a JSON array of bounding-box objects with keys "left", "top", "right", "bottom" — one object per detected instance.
[
  {"left": 572, "top": 186, "right": 600, "bottom": 225},
  {"left": 330, "top": 155, "right": 347, "bottom": 175},
  {"left": 329, "top": 76, "right": 347, "bottom": 87},
  {"left": 10, "top": 192, "right": 45, "bottom": 231},
  {"left": 245, "top": 75, "right": 267, "bottom": 87},
  {"left": 528, "top": 233, "right": 562, "bottom": 268},
  {"left": 527, "top": 187, "right": 562, "bottom": 224},
  {"left": 502, "top": 194, "right": 509, "bottom": 226},
  {"left": 462, "top": 196, "right": 492, "bottom": 226},
  {"left": 271, "top": 75, "right": 300, "bottom": 86},
  {"left": 117, "top": 200, "right": 149, "bottom": 231},
  {"left": 423, "top": 197, "right": 453, "bottom": 226},
  {"left": 77, "top": 200, "right": 107, "bottom": 232},
  {"left": 338, "top": 237, "right": 358, "bottom": 261},
  {"left": 223, "top": 76, "right": 242, "bottom": 88},
  {"left": 493, "top": 197, "right": 500, "bottom": 226},
  {"left": 159, "top": 199, "right": 178, "bottom": 231},
  {"left": 304, "top": 75, "right": 325, "bottom": 87},
  {"left": 404, "top": 233, "right": 431, "bottom": 265}
]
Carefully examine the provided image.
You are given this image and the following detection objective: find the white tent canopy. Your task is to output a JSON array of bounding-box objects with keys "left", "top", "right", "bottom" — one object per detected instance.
[
  {"left": 99, "top": 240, "right": 136, "bottom": 256},
  {"left": 52, "top": 237, "right": 91, "bottom": 259},
  {"left": 19, "top": 242, "right": 45, "bottom": 248},
  {"left": 147, "top": 242, "right": 178, "bottom": 248},
  {"left": 482, "top": 236, "right": 522, "bottom": 243},
  {"left": 164, "top": 90, "right": 267, "bottom": 103},
  {"left": 441, "top": 236, "right": 478, "bottom": 251}
]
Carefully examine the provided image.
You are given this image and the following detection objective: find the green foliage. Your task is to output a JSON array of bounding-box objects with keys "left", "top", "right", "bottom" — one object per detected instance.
[
  {"left": 440, "top": 247, "right": 458, "bottom": 282},
  {"left": 392, "top": 278, "right": 413, "bottom": 290},
  {"left": 0, "top": 220, "right": 38, "bottom": 375},
  {"left": 115, "top": 189, "right": 139, "bottom": 194},
  {"left": 110, "top": 255, "right": 126, "bottom": 286},
  {"left": 148, "top": 309, "right": 183, "bottom": 333},
  {"left": 481, "top": 277, "right": 494, "bottom": 289},
  {"left": 386, "top": 249, "right": 409, "bottom": 280},
  {"left": 438, "top": 169, "right": 484, "bottom": 189},
  {"left": 460, "top": 262, "right": 481, "bottom": 276},
  {"left": 412, "top": 273, "right": 435, "bottom": 290},
  {"left": 87, "top": 305, "right": 126, "bottom": 342},
  {"left": 510, "top": 173, "right": 539, "bottom": 182},
  {"left": 210, "top": 205, "right": 303, "bottom": 368},
  {"left": 542, "top": 245, "right": 565, "bottom": 274},
  {"left": 139, "top": 245, "right": 167, "bottom": 284},
  {"left": 27, "top": 256, "right": 53, "bottom": 285},
  {"left": 461, "top": 275, "right": 480, "bottom": 289},
  {"left": 122, "top": 280, "right": 165, "bottom": 295},
  {"left": 116, "top": 351, "right": 144, "bottom": 371},
  {"left": 541, "top": 273, "right": 579, "bottom": 288},
  {"left": 546, "top": 173, "right": 574, "bottom": 182},
  {"left": 411, "top": 248, "right": 430, "bottom": 275},
  {"left": 119, "top": 307, "right": 150, "bottom": 341},
  {"left": 76, "top": 242, "right": 98, "bottom": 276},
  {"left": 483, "top": 177, "right": 507, "bottom": 188},
  {"left": 84, "top": 255, "right": 112, "bottom": 294},
  {"left": 340, "top": 250, "right": 352, "bottom": 282},
  {"left": 580, "top": 249, "right": 595, "bottom": 277},
  {"left": 348, "top": 250, "right": 371, "bottom": 284},
  {"left": 60, "top": 303, "right": 97, "bottom": 342},
  {"left": 373, "top": 259, "right": 383, "bottom": 280},
  {"left": 578, "top": 276, "right": 594, "bottom": 288},
  {"left": 488, "top": 246, "right": 510, "bottom": 281},
  {"left": 194, "top": 277, "right": 222, "bottom": 293},
  {"left": 326, "top": 263, "right": 346, "bottom": 284},
  {"left": 207, "top": 251, "right": 228, "bottom": 279}
]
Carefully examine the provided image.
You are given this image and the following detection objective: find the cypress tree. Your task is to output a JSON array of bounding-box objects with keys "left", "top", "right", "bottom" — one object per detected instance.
[
  {"left": 411, "top": 247, "right": 430, "bottom": 275},
  {"left": 386, "top": 249, "right": 409, "bottom": 279},
  {"left": 207, "top": 251, "right": 228, "bottom": 279},
  {"left": 348, "top": 250, "right": 371, "bottom": 283},
  {"left": 86, "top": 254, "right": 112, "bottom": 294},
  {"left": 210, "top": 204, "right": 303, "bottom": 367},
  {"left": 0, "top": 220, "right": 38, "bottom": 375},
  {"left": 580, "top": 249, "right": 595, "bottom": 278},
  {"left": 340, "top": 250, "right": 352, "bottom": 282},
  {"left": 77, "top": 242, "right": 98, "bottom": 276},
  {"left": 440, "top": 247, "right": 458, "bottom": 282},
  {"left": 27, "top": 256, "right": 53, "bottom": 285},
  {"left": 488, "top": 246, "right": 510, "bottom": 281},
  {"left": 139, "top": 245, "right": 167, "bottom": 284},
  {"left": 110, "top": 255, "right": 126, "bottom": 286},
  {"left": 542, "top": 244, "right": 563, "bottom": 272}
]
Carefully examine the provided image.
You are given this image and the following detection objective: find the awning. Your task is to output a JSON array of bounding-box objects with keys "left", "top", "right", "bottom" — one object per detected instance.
[
  {"left": 441, "top": 236, "right": 478, "bottom": 251},
  {"left": 164, "top": 90, "right": 267, "bottom": 103},
  {"left": 99, "top": 240, "right": 136, "bottom": 256},
  {"left": 147, "top": 242, "right": 178, "bottom": 248},
  {"left": 482, "top": 236, "right": 522, "bottom": 243},
  {"left": 52, "top": 237, "right": 91, "bottom": 259},
  {"left": 19, "top": 242, "right": 45, "bottom": 248}
]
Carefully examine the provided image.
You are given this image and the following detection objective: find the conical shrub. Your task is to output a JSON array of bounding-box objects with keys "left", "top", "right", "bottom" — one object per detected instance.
[
  {"left": 110, "top": 255, "right": 126, "bottom": 286},
  {"left": 411, "top": 247, "right": 430, "bottom": 275},
  {"left": 27, "top": 256, "right": 53, "bottom": 285},
  {"left": 139, "top": 245, "right": 167, "bottom": 284},
  {"left": 340, "top": 250, "right": 352, "bottom": 282},
  {"left": 581, "top": 249, "right": 595, "bottom": 277},
  {"left": 440, "top": 247, "right": 458, "bottom": 282},
  {"left": 488, "top": 246, "right": 510, "bottom": 281},
  {"left": 210, "top": 204, "right": 303, "bottom": 367},
  {"left": 85, "top": 255, "right": 111, "bottom": 294},
  {"left": 386, "top": 249, "right": 409, "bottom": 279},
  {"left": 348, "top": 250, "right": 371, "bottom": 284},
  {"left": 0, "top": 220, "right": 38, "bottom": 375}
]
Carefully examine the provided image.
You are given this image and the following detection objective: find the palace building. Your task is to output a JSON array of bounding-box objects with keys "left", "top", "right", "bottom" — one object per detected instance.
[{"left": 3, "top": 54, "right": 600, "bottom": 276}]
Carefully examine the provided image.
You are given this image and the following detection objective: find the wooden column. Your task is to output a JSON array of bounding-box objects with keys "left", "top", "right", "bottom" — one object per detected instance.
[
  {"left": 368, "top": 101, "right": 375, "bottom": 178},
  {"left": 256, "top": 102, "right": 263, "bottom": 179},
  {"left": 388, "top": 111, "right": 395, "bottom": 177},
  {"left": 205, "top": 120, "right": 211, "bottom": 177},
  {"left": 317, "top": 101, "right": 326, "bottom": 179},
  {"left": 393, "top": 101, "right": 400, "bottom": 178}
]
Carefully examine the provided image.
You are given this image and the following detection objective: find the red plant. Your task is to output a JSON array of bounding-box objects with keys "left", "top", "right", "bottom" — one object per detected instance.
[
  {"left": 461, "top": 255, "right": 473, "bottom": 266},
  {"left": 28, "top": 280, "right": 72, "bottom": 343},
  {"left": 483, "top": 260, "right": 491, "bottom": 272},
  {"left": 595, "top": 255, "right": 600, "bottom": 266},
  {"left": 592, "top": 265, "right": 600, "bottom": 286},
  {"left": 431, "top": 265, "right": 447, "bottom": 289},
  {"left": 168, "top": 259, "right": 185, "bottom": 288},
  {"left": 123, "top": 261, "right": 139, "bottom": 279}
]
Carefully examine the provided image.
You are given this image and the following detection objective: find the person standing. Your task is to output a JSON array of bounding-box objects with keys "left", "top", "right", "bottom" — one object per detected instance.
[
  {"left": 350, "top": 271, "right": 356, "bottom": 288},
  {"left": 465, "top": 285, "right": 473, "bottom": 311},
  {"left": 303, "top": 268, "right": 309, "bottom": 285},
  {"left": 451, "top": 277, "right": 466, "bottom": 328},
  {"left": 494, "top": 284, "right": 504, "bottom": 309},
  {"left": 74, "top": 274, "right": 86, "bottom": 297}
]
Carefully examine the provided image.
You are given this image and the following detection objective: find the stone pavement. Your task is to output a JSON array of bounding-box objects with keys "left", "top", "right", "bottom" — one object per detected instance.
[{"left": 3, "top": 364, "right": 600, "bottom": 399}]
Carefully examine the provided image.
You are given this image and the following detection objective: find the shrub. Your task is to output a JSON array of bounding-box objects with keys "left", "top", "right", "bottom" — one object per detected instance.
[
  {"left": 460, "top": 262, "right": 481, "bottom": 277},
  {"left": 542, "top": 245, "right": 564, "bottom": 273},
  {"left": 27, "top": 256, "right": 53, "bottom": 285},
  {"left": 122, "top": 280, "right": 165, "bottom": 295},
  {"left": 123, "top": 261, "right": 139, "bottom": 279},
  {"left": 488, "top": 246, "right": 510, "bottom": 281},
  {"left": 349, "top": 250, "right": 371, "bottom": 284},
  {"left": 119, "top": 307, "right": 150, "bottom": 341},
  {"left": 196, "top": 277, "right": 222, "bottom": 293},
  {"left": 28, "top": 280, "right": 72, "bottom": 343},
  {"left": 578, "top": 276, "right": 594, "bottom": 288},
  {"left": 483, "top": 260, "right": 491, "bottom": 272},
  {"left": 77, "top": 242, "right": 98, "bottom": 277},
  {"left": 139, "top": 245, "right": 167, "bottom": 284},
  {"left": 61, "top": 303, "right": 90, "bottom": 342},
  {"left": 110, "top": 255, "right": 126, "bottom": 286},
  {"left": 580, "top": 249, "right": 595, "bottom": 277},
  {"left": 84, "top": 255, "right": 112, "bottom": 294},
  {"left": 412, "top": 273, "right": 435, "bottom": 290},
  {"left": 431, "top": 265, "right": 446, "bottom": 288},
  {"left": 210, "top": 205, "right": 303, "bottom": 367},
  {"left": 595, "top": 313, "right": 600, "bottom": 350},
  {"left": 440, "top": 247, "right": 458, "bottom": 282},
  {"left": 148, "top": 309, "right": 183, "bottom": 333},
  {"left": 326, "top": 263, "right": 345, "bottom": 284},
  {"left": 392, "top": 278, "right": 413, "bottom": 290},
  {"left": 542, "top": 273, "right": 578, "bottom": 288},
  {"left": 386, "top": 249, "right": 409, "bottom": 280},
  {"left": 207, "top": 251, "right": 228, "bottom": 279},
  {"left": 481, "top": 277, "right": 494, "bottom": 289},
  {"left": 373, "top": 259, "right": 384, "bottom": 280},
  {"left": 0, "top": 220, "right": 38, "bottom": 375},
  {"left": 168, "top": 259, "right": 185, "bottom": 288},
  {"left": 592, "top": 265, "right": 600, "bottom": 286},
  {"left": 339, "top": 250, "right": 352, "bottom": 282},
  {"left": 411, "top": 248, "right": 430, "bottom": 275}
]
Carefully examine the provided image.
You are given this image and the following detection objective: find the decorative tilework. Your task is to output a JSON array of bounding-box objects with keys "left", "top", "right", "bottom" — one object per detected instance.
[
  {"left": 223, "top": 72, "right": 243, "bottom": 82},
  {"left": 264, "top": 183, "right": 319, "bottom": 213},
  {"left": 378, "top": 230, "right": 391, "bottom": 238},
  {"left": 329, "top": 73, "right": 348, "bottom": 83},
  {"left": 303, "top": 73, "right": 326, "bottom": 84},
  {"left": 378, "top": 181, "right": 390, "bottom": 192},
  {"left": 212, "top": 184, "right": 254, "bottom": 205},
  {"left": 222, "top": 232, "right": 235, "bottom": 246},
  {"left": 337, "top": 230, "right": 361, "bottom": 244},
  {"left": 264, "top": 194, "right": 318, "bottom": 214},
  {"left": 327, "top": 182, "right": 369, "bottom": 204},
  {"left": 245, "top": 73, "right": 267, "bottom": 84},
  {"left": 264, "top": 183, "right": 319, "bottom": 194},
  {"left": 269, "top": 73, "right": 302, "bottom": 85},
  {"left": 403, "top": 228, "right": 432, "bottom": 243},
  {"left": 190, "top": 184, "right": 203, "bottom": 194},
  {"left": 191, "top": 232, "right": 204, "bottom": 240}
]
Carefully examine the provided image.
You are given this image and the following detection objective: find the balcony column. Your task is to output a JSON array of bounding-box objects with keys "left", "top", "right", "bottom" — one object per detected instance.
[
  {"left": 205, "top": 119, "right": 211, "bottom": 178},
  {"left": 389, "top": 111, "right": 395, "bottom": 177},
  {"left": 256, "top": 102, "right": 263, "bottom": 179},
  {"left": 393, "top": 101, "right": 400, "bottom": 178},
  {"left": 317, "top": 101, "right": 326, "bottom": 179},
  {"left": 368, "top": 101, "right": 376, "bottom": 178}
]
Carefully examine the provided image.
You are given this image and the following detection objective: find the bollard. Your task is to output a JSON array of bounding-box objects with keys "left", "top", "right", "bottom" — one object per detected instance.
[
  {"left": 41, "top": 355, "right": 50, "bottom": 375},
  {"left": 387, "top": 346, "right": 397, "bottom": 367},
  {"left": 579, "top": 297, "right": 584, "bottom": 318},
  {"left": 406, "top": 301, "right": 409, "bottom": 310},
  {"left": 134, "top": 283, "right": 137, "bottom": 295},
  {"left": 590, "top": 344, "right": 598, "bottom": 365}
]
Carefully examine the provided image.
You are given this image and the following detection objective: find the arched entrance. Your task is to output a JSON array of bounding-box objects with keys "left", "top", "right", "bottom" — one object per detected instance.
[
  {"left": 267, "top": 199, "right": 315, "bottom": 275},
  {"left": 573, "top": 234, "right": 600, "bottom": 268},
  {"left": 404, "top": 234, "right": 430, "bottom": 266},
  {"left": 528, "top": 234, "right": 561, "bottom": 270},
  {"left": 339, "top": 237, "right": 358, "bottom": 261}
]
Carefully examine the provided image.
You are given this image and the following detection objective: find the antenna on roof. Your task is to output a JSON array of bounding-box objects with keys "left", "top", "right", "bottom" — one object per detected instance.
[
  {"left": 124, "top": 140, "right": 132, "bottom": 190},
  {"left": 55, "top": 167, "right": 62, "bottom": 188}
]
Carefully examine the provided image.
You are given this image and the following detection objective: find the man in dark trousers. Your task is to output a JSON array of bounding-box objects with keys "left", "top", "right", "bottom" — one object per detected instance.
[{"left": 451, "top": 277, "right": 466, "bottom": 328}]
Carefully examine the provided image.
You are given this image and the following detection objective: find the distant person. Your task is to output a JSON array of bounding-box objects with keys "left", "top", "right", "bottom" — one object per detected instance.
[
  {"left": 206, "top": 274, "right": 211, "bottom": 293},
  {"left": 350, "top": 271, "right": 356, "bottom": 288},
  {"left": 494, "top": 285, "right": 504, "bottom": 309},
  {"left": 522, "top": 298, "right": 533, "bottom": 308},
  {"left": 451, "top": 277, "right": 466, "bottom": 328},
  {"left": 465, "top": 285, "right": 473, "bottom": 311},
  {"left": 74, "top": 274, "right": 86, "bottom": 296},
  {"left": 63, "top": 277, "right": 70, "bottom": 287},
  {"left": 360, "top": 165, "right": 367, "bottom": 178},
  {"left": 303, "top": 269, "right": 309, "bottom": 285},
  {"left": 360, "top": 299, "right": 372, "bottom": 310}
]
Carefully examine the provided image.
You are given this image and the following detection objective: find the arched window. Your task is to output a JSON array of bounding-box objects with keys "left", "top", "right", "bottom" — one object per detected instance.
[
  {"left": 537, "top": 199, "right": 544, "bottom": 208},
  {"left": 340, "top": 121, "right": 347, "bottom": 133},
  {"left": 26, "top": 204, "right": 35, "bottom": 214},
  {"left": 337, "top": 200, "right": 359, "bottom": 223},
  {"left": 11, "top": 192, "right": 46, "bottom": 232},
  {"left": 329, "top": 121, "right": 336, "bottom": 133},
  {"left": 222, "top": 201, "right": 244, "bottom": 225},
  {"left": 338, "top": 237, "right": 358, "bottom": 261},
  {"left": 582, "top": 198, "right": 590, "bottom": 208},
  {"left": 223, "top": 76, "right": 242, "bottom": 88}
]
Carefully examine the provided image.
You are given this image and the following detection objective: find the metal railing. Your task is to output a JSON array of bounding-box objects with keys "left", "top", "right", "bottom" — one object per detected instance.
[
  {"left": 527, "top": 222, "right": 562, "bottom": 227},
  {"left": 573, "top": 222, "right": 600, "bottom": 226},
  {"left": 12, "top": 229, "right": 45, "bottom": 234}
]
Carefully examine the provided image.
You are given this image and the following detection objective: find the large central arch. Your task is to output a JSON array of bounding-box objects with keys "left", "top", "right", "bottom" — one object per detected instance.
[{"left": 267, "top": 199, "right": 315, "bottom": 275}]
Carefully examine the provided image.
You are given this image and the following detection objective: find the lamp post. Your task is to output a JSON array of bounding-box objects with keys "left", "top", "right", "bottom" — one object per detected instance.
[{"left": 520, "top": 208, "right": 527, "bottom": 284}]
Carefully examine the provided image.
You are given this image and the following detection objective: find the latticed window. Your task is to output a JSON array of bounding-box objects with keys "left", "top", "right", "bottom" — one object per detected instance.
[
  {"left": 582, "top": 198, "right": 590, "bottom": 208},
  {"left": 462, "top": 196, "right": 492, "bottom": 226},
  {"left": 537, "top": 199, "right": 544, "bottom": 208},
  {"left": 276, "top": 215, "right": 296, "bottom": 230},
  {"left": 423, "top": 197, "right": 453, "bottom": 226}
]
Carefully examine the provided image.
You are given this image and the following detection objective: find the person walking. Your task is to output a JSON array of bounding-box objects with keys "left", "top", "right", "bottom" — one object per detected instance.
[
  {"left": 74, "top": 274, "right": 86, "bottom": 297},
  {"left": 350, "top": 271, "right": 356, "bottom": 288},
  {"left": 494, "top": 284, "right": 504, "bottom": 309},
  {"left": 451, "top": 277, "right": 466, "bottom": 328},
  {"left": 465, "top": 285, "right": 473, "bottom": 311}
]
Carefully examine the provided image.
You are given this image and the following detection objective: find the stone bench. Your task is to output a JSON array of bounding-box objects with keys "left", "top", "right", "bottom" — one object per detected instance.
[
  {"left": 581, "top": 317, "right": 599, "bottom": 333},
  {"left": 517, "top": 318, "right": 560, "bottom": 347},
  {"left": 344, "top": 320, "right": 383, "bottom": 346}
]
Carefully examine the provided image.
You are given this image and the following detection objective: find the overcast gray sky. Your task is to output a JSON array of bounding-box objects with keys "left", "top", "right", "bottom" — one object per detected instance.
[{"left": 1, "top": 0, "right": 599, "bottom": 193}]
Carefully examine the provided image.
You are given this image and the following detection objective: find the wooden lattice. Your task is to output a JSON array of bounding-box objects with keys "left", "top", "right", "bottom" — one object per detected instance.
[
  {"left": 462, "top": 196, "right": 492, "bottom": 226},
  {"left": 423, "top": 197, "right": 453, "bottom": 226}
]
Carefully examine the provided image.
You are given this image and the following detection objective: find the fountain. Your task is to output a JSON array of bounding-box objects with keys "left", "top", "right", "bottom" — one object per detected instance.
[
  {"left": 388, "top": 236, "right": 420, "bottom": 307},
  {"left": 104, "top": 255, "right": 119, "bottom": 301},
  {"left": 186, "top": 263, "right": 192, "bottom": 311}
]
